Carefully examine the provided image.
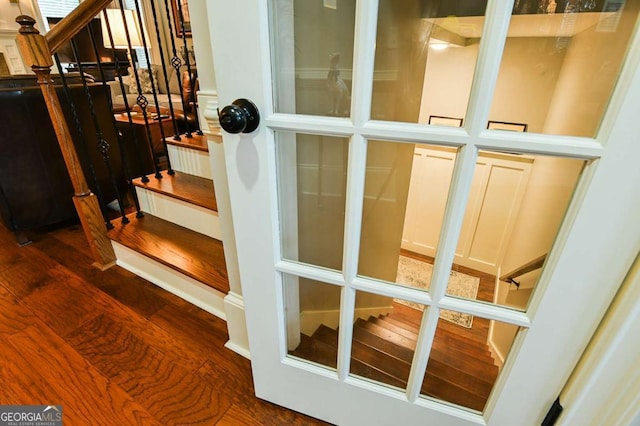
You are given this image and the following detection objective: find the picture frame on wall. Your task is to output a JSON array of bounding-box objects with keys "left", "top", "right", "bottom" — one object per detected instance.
[
  {"left": 487, "top": 121, "right": 528, "bottom": 132},
  {"left": 172, "top": 0, "right": 191, "bottom": 37},
  {"left": 428, "top": 115, "right": 464, "bottom": 127}
]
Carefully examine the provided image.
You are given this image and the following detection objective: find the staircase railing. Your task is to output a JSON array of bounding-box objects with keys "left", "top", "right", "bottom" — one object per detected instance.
[
  {"left": 500, "top": 254, "right": 547, "bottom": 288},
  {"left": 16, "top": 8, "right": 116, "bottom": 268},
  {"left": 14, "top": 0, "right": 200, "bottom": 269}
]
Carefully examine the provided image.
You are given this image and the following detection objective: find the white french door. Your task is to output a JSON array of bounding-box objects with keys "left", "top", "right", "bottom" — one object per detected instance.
[{"left": 206, "top": 0, "right": 640, "bottom": 424}]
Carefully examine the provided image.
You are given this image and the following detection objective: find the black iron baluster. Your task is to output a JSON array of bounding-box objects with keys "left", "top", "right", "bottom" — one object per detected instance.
[
  {"left": 70, "top": 36, "right": 130, "bottom": 225},
  {"left": 116, "top": 0, "right": 162, "bottom": 181},
  {"left": 102, "top": 9, "right": 145, "bottom": 219},
  {"left": 131, "top": 0, "right": 174, "bottom": 177},
  {"left": 89, "top": 14, "right": 144, "bottom": 221},
  {"left": 175, "top": 0, "right": 203, "bottom": 136},
  {"left": 147, "top": 0, "right": 181, "bottom": 144},
  {"left": 54, "top": 52, "right": 113, "bottom": 230},
  {"left": 162, "top": 0, "right": 194, "bottom": 138}
]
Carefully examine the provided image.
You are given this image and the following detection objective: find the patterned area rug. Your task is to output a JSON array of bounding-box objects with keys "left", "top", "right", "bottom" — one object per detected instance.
[{"left": 395, "top": 255, "right": 480, "bottom": 328}]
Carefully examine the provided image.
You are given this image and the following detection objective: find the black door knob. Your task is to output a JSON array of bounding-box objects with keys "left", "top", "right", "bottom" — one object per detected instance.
[{"left": 218, "top": 98, "right": 260, "bottom": 134}]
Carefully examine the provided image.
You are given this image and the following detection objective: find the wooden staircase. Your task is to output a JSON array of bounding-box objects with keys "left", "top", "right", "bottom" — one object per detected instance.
[
  {"left": 107, "top": 132, "right": 229, "bottom": 316},
  {"left": 291, "top": 311, "right": 499, "bottom": 412}
]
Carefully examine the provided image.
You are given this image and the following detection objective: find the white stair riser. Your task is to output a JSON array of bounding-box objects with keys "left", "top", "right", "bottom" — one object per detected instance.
[
  {"left": 136, "top": 188, "right": 222, "bottom": 240},
  {"left": 112, "top": 242, "right": 226, "bottom": 319},
  {"left": 168, "top": 145, "right": 212, "bottom": 179}
]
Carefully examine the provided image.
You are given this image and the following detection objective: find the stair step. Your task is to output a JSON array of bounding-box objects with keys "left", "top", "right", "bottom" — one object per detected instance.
[
  {"left": 436, "top": 318, "right": 491, "bottom": 346},
  {"left": 312, "top": 325, "right": 409, "bottom": 380},
  {"left": 166, "top": 134, "right": 212, "bottom": 179},
  {"left": 422, "top": 370, "right": 488, "bottom": 412},
  {"left": 435, "top": 328, "right": 493, "bottom": 363},
  {"left": 353, "top": 322, "right": 496, "bottom": 397},
  {"left": 133, "top": 171, "right": 221, "bottom": 240},
  {"left": 292, "top": 331, "right": 407, "bottom": 390},
  {"left": 164, "top": 132, "right": 210, "bottom": 152},
  {"left": 290, "top": 334, "right": 337, "bottom": 368},
  {"left": 133, "top": 171, "right": 217, "bottom": 211},
  {"left": 370, "top": 317, "right": 419, "bottom": 341},
  {"left": 356, "top": 319, "right": 417, "bottom": 350},
  {"left": 108, "top": 213, "right": 228, "bottom": 293},
  {"left": 381, "top": 315, "right": 493, "bottom": 359}
]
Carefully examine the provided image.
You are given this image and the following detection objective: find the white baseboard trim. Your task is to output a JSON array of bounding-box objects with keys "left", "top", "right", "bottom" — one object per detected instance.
[
  {"left": 488, "top": 337, "right": 505, "bottom": 368},
  {"left": 112, "top": 241, "right": 226, "bottom": 320},
  {"left": 224, "top": 341, "right": 251, "bottom": 359},
  {"left": 300, "top": 306, "right": 393, "bottom": 336},
  {"left": 223, "top": 291, "right": 250, "bottom": 359}
]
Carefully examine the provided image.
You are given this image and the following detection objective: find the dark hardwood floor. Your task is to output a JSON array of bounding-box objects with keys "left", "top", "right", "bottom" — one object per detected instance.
[{"left": 0, "top": 222, "right": 328, "bottom": 426}]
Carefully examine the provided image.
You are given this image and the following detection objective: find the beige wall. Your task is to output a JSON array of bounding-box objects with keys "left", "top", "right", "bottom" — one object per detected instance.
[
  {"left": 544, "top": 0, "right": 640, "bottom": 137},
  {"left": 500, "top": 156, "right": 583, "bottom": 275},
  {"left": 0, "top": 1, "right": 37, "bottom": 31},
  {"left": 419, "top": 37, "right": 567, "bottom": 131}
]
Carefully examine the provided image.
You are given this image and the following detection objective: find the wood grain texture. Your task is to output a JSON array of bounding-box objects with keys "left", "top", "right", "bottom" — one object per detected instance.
[
  {"left": 15, "top": 16, "right": 115, "bottom": 269},
  {"left": 15, "top": 16, "right": 53, "bottom": 69},
  {"left": 133, "top": 171, "right": 218, "bottom": 211},
  {"left": 165, "top": 133, "right": 210, "bottom": 152},
  {"left": 73, "top": 194, "right": 117, "bottom": 268},
  {"left": 108, "top": 213, "right": 229, "bottom": 293},
  {"left": 0, "top": 222, "right": 327, "bottom": 425},
  {"left": 1, "top": 326, "right": 159, "bottom": 425}
]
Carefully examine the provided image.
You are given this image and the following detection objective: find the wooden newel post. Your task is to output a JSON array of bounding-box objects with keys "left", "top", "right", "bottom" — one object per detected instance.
[{"left": 15, "top": 15, "right": 116, "bottom": 270}]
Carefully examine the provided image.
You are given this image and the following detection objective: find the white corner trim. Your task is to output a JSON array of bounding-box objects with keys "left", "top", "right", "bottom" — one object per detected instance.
[
  {"left": 199, "top": 92, "right": 220, "bottom": 133},
  {"left": 224, "top": 291, "right": 250, "bottom": 359}
]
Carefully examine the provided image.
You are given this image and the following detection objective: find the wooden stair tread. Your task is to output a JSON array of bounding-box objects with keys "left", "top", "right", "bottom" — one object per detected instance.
[
  {"left": 108, "top": 213, "right": 228, "bottom": 293},
  {"left": 356, "top": 319, "right": 417, "bottom": 350},
  {"left": 293, "top": 331, "right": 407, "bottom": 390},
  {"left": 422, "top": 370, "right": 488, "bottom": 412},
  {"left": 164, "top": 133, "right": 210, "bottom": 152},
  {"left": 290, "top": 334, "right": 337, "bottom": 368},
  {"left": 354, "top": 322, "right": 496, "bottom": 390},
  {"left": 354, "top": 322, "right": 496, "bottom": 396},
  {"left": 381, "top": 315, "right": 493, "bottom": 358},
  {"left": 370, "top": 317, "right": 418, "bottom": 341},
  {"left": 133, "top": 171, "right": 217, "bottom": 211}
]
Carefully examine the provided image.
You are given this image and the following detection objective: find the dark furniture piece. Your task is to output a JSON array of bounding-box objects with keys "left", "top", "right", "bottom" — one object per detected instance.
[{"left": 0, "top": 74, "right": 127, "bottom": 245}]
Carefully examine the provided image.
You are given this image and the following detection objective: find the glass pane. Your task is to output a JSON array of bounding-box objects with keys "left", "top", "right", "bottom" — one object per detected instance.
[
  {"left": 489, "top": 3, "right": 639, "bottom": 137},
  {"left": 444, "top": 151, "right": 586, "bottom": 310},
  {"left": 358, "top": 141, "right": 457, "bottom": 289},
  {"left": 286, "top": 275, "right": 342, "bottom": 370},
  {"left": 372, "top": 1, "right": 487, "bottom": 123},
  {"left": 277, "top": 132, "right": 349, "bottom": 271},
  {"left": 421, "top": 314, "right": 521, "bottom": 412},
  {"left": 349, "top": 291, "right": 426, "bottom": 390},
  {"left": 270, "top": 0, "right": 356, "bottom": 116}
]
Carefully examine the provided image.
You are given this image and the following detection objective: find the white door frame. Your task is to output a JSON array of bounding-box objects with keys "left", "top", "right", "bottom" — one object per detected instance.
[{"left": 191, "top": 0, "right": 640, "bottom": 423}]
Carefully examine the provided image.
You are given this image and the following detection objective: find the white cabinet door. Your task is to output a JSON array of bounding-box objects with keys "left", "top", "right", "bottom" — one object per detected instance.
[{"left": 205, "top": 1, "right": 640, "bottom": 424}]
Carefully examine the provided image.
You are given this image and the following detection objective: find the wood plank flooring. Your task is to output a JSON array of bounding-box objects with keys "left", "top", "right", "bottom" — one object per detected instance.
[{"left": 0, "top": 221, "right": 328, "bottom": 426}]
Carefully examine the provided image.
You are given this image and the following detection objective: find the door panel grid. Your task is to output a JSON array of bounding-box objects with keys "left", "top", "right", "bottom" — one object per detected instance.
[{"left": 207, "top": 0, "right": 640, "bottom": 422}]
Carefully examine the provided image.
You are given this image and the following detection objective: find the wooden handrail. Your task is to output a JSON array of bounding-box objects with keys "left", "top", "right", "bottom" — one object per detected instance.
[
  {"left": 15, "top": 15, "right": 116, "bottom": 269},
  {"left": 500, "top": 254, "right": 547, "bottom": 282},
  {"left": 45, "top": 0, "right": 113, "bottom": 54}
]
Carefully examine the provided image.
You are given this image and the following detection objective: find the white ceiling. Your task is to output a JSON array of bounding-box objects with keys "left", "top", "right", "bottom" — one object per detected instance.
[{"left": 426, "top": 11, "right": 617, "bottom": 39}]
